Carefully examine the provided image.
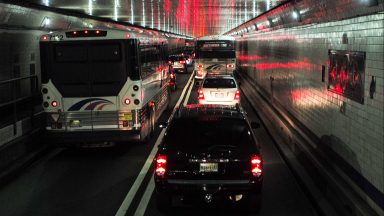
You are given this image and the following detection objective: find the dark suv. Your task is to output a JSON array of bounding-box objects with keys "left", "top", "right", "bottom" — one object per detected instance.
[{"left": 154, "top": 104, "right": 263, "bottom": 212}]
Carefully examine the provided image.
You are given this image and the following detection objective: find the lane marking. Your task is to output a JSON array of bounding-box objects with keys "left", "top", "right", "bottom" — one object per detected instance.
[
  {"left": 115, "top": 72, "right": 194, "bottom": 216},
  {"left": 183, "top": 78, "right": 195, "bottom": 106},
  {"left": 114, "top": 130, "right": 164, "bottom": 216},
  {"left": 134, "top": 74, "right": 195, "bottom": 215},
  {"left": 134, "top": 178, "right": 155, "bottom": 216}
]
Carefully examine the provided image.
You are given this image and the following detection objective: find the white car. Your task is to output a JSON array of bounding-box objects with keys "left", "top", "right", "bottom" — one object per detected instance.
[
  {"left": 169, "top": 55, "right": 187, "bottom": 73},
  {"left": 198, "top": 75, "right": 240, "bottom": 105}
]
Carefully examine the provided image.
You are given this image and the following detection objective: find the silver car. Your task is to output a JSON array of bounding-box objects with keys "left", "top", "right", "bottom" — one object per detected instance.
[{"left": 198, "top": 75, "right": 240, "bottom": 105}]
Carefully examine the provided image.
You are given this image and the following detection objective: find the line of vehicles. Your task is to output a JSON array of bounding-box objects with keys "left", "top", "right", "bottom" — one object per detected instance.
[{"left": 39, "top": 29, "right": 262, "bottom": 213}]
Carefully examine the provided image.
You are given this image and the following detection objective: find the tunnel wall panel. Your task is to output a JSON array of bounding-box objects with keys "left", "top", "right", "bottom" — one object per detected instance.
[{"left": 237, "top": 7, "right": 384, "bottom": 213}]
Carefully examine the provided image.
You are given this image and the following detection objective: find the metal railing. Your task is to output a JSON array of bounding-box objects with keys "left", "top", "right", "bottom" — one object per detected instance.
[{"left": 0, "top": 75, "right": 40, "bottom": 135}]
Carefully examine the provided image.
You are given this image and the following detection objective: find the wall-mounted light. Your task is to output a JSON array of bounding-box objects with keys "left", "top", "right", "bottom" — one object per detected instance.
[
  {"left": 292, "top": 8, "right": 302, "bottom": 22},
  {"left": 361, "top": 0, "right": 379, "bottom": 7}
]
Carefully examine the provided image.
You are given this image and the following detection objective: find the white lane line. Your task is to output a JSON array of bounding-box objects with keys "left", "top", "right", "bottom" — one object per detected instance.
[
  {"left": 114, "top": 130, "right": 164, "bottom": 216},
  {"left": 134, "top": 178, "right": 155, "bottom": 216},
  {"left": 115, "top": 72, "right": 194, "bottom": 216},
  {"left": 134, "top": 74, "right": 195, "bottom": 216},
  {"left": 174, "top": 72, "right": 195, "bottom": 110},
  {"left": 183, "top": 78, "right": 195, "bottom": 106}
]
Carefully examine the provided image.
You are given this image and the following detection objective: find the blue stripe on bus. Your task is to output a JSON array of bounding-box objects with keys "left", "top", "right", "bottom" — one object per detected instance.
[{"left": 68, "top": 98, "right": 113, "bottom": 111}]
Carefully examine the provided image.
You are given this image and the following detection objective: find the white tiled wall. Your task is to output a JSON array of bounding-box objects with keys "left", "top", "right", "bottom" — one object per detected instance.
[{"left": 241, "top": 13, "right": 384, "bottom": 194}]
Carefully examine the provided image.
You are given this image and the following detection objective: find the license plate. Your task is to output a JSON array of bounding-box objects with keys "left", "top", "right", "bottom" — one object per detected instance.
[
  {"left": 200, "top": 163, "right": 218, "bottom": 172},
  {"left": 124, "top": 112, "right": 132, "bottom": 121},
  {"left": 215, "top": 93, "right": 224, "bottom": 98}
]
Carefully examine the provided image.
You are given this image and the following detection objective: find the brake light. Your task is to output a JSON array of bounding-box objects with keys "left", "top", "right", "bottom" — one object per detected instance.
[
  {"left": 40, "top": 35, "right": 49, "bottom": 41},
  {"left": 155, "top": 155, "right": 167, "bottom": 176},
  {"left": 251, "top": 155, "right": 262, "bottom": 177},
  {"left": 197, "top": 64, "right": 203, "bottom": 69},
  {"left": 123, "top": 98, "right": 131, "bottom": 105},
  {"left": 234, "top": 90, "right": 240, "bottom": 100},
  {"left": 227, "top": 64, "right": 234, "bottom": 68},
  {"left": 51, "top": 101, "right": 58, "bottom": 107},
  {"left": 198, "top": 89, "right": 205, "bottom": 100},
  {"left": 180, "top": 60, "right": 186, "bottom": 64},
  {"left": 96, "top": 30, "right": 100, "bottom": 34}
]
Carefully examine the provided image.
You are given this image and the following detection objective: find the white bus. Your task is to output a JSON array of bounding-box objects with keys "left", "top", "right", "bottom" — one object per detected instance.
[
  {"left": 39, "top": 29, "right": 171, "bottom": 144},
  {"left": 194, "top": 35, "right": 236, "bottom": 81}
]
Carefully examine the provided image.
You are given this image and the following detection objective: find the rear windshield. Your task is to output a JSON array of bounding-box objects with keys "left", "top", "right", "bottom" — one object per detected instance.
[
  {"left": 164, "top": 118, "right": 254, "bottom": 151},
  {"left": 169, "top": 56, "right": 185, "bottom": 61},
  {"left": 203, "top": 78, "right": 236, "bottom": 88},
  {"left": 41, "top": 40, "right": 130, "bottom": 97},
  {"left": 195, "top": 51, "right": 235, "bottom": 59}
]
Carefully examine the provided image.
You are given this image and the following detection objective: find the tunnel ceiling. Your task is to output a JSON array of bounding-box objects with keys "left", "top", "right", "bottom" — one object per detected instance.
[{"left": 24, "top": 0, "right": 287, "bottom": 37}]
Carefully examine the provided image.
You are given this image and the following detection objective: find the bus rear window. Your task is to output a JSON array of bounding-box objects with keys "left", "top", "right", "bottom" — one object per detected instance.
[
  {"left": 55, "top": 43, "right": 121, "bottom": 62},
  {"left": 55, "top": 45, "right": 87, "bottom": 62},
  {"left": 89, "top": 44, "right": 121, "bottom": 62}
]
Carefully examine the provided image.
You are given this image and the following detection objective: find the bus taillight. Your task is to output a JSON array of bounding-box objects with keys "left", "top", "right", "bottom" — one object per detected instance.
[
  {"left": 51, "top": 101, "right": 58, "bottom": 107},
  {"left": 227, "top": 64, "right": 234, "bottom": 68},
  {"left": 41, "top": 35, "right": 49, "bottom": 41},
  {"left": 124, "top": 98, "right": 131, "bottom": 105}
]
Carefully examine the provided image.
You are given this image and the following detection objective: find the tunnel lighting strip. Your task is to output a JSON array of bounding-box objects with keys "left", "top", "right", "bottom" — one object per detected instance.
[{"left": 115, "top": 72, "right": 195, "bottom": 216}]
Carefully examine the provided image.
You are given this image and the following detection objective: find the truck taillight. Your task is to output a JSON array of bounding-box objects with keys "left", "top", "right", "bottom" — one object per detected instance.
[
  {"left": 251, "top": 155, "right": 262, "bottom": 177},
  {"left": 155, "top": 155, "right": 167, "bottom": 177},
  {"left": 180, "top": 60, "right": 186, "bottom": 64},
  {"left": 197, "top": 64, "right": 203, "bottom": 69},
  {"left": 234, "top": 90, "right": 240, "bottom": 100}
]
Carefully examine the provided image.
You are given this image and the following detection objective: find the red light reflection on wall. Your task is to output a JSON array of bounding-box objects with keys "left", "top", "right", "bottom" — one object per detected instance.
[
  {"left": 290, "top": 89, "right": 331, "bottom": 108},
  {"left": 254, "top": 58, "right": 314, "bottom": 70},
  {"left": 328, "top": 50, "right": 365, "bottom": 103},
  {"left": 250, "top": 35, "right": 295, "bottom": 41},
  {"left": 165, "top": 0, "right": 171, "bottom": 15},
  {"left": 238, "top": 55, "right": 268, "bottom": 61}
]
